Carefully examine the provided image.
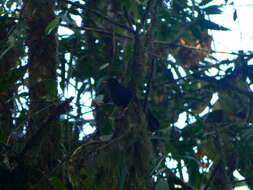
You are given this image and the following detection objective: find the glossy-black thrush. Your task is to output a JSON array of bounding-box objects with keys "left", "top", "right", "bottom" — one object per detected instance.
[
  {"left": 105, "top": 78, "right": 133, "bottom": 107},
  {"left": 105, "top": 78, "right": 160, "bottom": 131}
]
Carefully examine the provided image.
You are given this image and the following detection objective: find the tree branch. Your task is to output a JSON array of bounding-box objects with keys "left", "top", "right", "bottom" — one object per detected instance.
[
  {"left": 62, "top": 0, "right": 136, "bottom": 34},
  {"left": 60, "top": 24, "right": 133, "bottom": 40}
]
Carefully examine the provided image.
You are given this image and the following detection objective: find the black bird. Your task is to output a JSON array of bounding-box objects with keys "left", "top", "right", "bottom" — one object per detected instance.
[
  {"left": 105, "top": 78, "right": 160, "bottom": 131},
  {"left": 105, "top": 78, "right": 133, "bottom": 107}
]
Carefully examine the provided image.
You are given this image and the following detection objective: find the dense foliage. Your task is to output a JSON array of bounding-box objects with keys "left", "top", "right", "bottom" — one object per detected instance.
[{"left": 0, "top": 0, "right": 253, "bottom": 189}]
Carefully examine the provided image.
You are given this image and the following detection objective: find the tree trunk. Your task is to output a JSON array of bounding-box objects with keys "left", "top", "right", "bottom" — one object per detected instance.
[
  {"left": 67, "top": 98, "right": 153, "bottom": 190},
  {"left": 21, "top": 0, "right": 61, "bottom": 189}
]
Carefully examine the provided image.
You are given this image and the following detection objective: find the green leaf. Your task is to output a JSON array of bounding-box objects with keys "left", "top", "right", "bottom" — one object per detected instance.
[
  {"left": 198, "top": 19, "right": 230, "bottom": 31},
  {"left": 94, "top": 94, "right": 104, "bottom": 105},
  {"left": 120, "top": 0, "right": 139, "bottom": 18},
  {"left": 225, "top": 67, "right": 233, "bottom": 74},
  {"left": 124, "top": 43, "right": 133, "bottom": 62},
  {"left": 118, "top": 160, "right": 128, "bottom": 190},
  {"left": 45, "top": 16, "right": 60, "bottom": 35},
  {"left": 49, "top": 177, "right": 68, "bottom": 190},
  {"left": 69, "top": 8, "right": 81, "bottom": 16},
  {"left": 8, "top": 35, "right": 16, "bottom": 47},
  {"left": 100, "top": 117, "right": 113, "bottom": 135},
  {"left": 73, "top": 55, "right": 95, "bottom": 80},
  {"left": 16, "top": 110, "right": 27, "bottom": 128},
  {"left": 99, "top": 134, "right": 113, "bottom": 141},
  {"left": 204, "top": 5, "right": 222, "bottom": 15},
  {"left": 8, "top": 66, "right": 27, "bottom": 83},
  {"left": 155, "top": 179, "right": 169, "bottom": 190},
  {"left": 43, "top": 79, "right": 57, "bottom": 100},
  {"left": 6, "top": 0, "right": 15, "bottom": 9},
  {"left": 60, "top": 13, "right": 74, "bottom": 25},
  {"left": 19, "top": 92, "right": 29, "bottom": 97},
  {"left": 199, "top": 0, "right": 213, "bottom": 6},
  {"left": 233, "top": 9, "right": 237, "bottom": 21}
]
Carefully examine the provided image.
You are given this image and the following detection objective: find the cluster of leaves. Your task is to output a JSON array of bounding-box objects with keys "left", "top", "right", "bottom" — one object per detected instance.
[{"left": 1, "top": 0, "right": 253, "bottom": 189}]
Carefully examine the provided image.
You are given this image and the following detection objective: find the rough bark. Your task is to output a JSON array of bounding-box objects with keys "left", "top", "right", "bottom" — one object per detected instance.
[
  {"left": 21, "top": 0, "right": 61, "bottom": 188},
  {"left": 67, "top": 98, "right": 153, "bottom": 190}
]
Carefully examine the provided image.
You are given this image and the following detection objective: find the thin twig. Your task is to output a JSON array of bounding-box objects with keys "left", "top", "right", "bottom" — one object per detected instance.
[
  {"left": 62, "top": 0, "right": 136, "bottom": 33},
  {"left": 154, "top": 40, "right": 245, "bottom": 56},
  {"left": 123, "top": 6, "right": 136, "bottom": 30},
  {"left": 61, "top": 22, "right": 252, "bottom": 57},
  {"left": 60, "top": 24, "right": 133, "bottom": 40},
  {"left": 140, "top": 0, "right": 153, "bottom": 28}
]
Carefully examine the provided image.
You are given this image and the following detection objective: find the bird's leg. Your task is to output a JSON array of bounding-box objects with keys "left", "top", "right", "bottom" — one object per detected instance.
[{"left": 120, "top": 106, "right": 129, "bottom": 117}]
